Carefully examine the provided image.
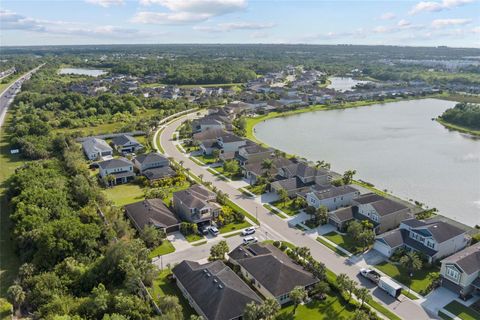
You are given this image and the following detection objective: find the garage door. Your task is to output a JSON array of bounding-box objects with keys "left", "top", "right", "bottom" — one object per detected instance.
[{"left": 373, "top": 241, "right": 391, "bottom": 257}]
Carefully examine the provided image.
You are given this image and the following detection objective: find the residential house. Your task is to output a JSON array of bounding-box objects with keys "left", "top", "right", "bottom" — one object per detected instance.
[
  {"left": 82, "top": 137, "right": 113, "bottom": 160},
  {"left": 229, "top": 243, "right": 319, "bottom": 305},
  {"left": 243, "top": 157, "right": 293, "bottom": 185},
  {"left": 216, "top": 133, "right": 247, "bottom": 153},
  {"left": 373, "top": 218, "right": 470, "bottom": 262},
  {"left": 306, "top": 185, "right": 360, "bottom": 211},
  {"left": 270, "top": 177, "right": 311, "bottom": 198},
  {"left": 173, "top": 184, "right": 222, "bottom": 224},
  {"left": 440, "top": 242, "right": 480, "bottom": 297},
  {"left": 111, "top": 135, "right": 144, "bottom": 153},
  {"left": 278, "top": 162, "right": 331, "bottom": 186},
  {"left": 236, "top": 143, "right": 273, "bottom": 166},
  {"left": 193, "top": 114, "right": 232, "bottom": 133},
  {"left": 352, "top": 194, "right": 412, "bottom": 234},
  {"left": 172, "top": 260, "right": 262, "bottom": 320},
  {"left": 125, "top": 198, "right": 181, "bottom": 234},
  {"left": 133, "top": 152, "right": 175, "bottom": 180},
  {"left": 98, "top": 157, "right": 135, "bottom": 186}
]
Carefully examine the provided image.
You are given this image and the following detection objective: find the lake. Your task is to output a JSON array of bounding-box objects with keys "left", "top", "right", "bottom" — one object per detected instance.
[
  {"left": 254, "top": 98, "right": 480, "bottom": 227},
  {"left": 58, "top": 68, "right": 106, "bottom": 77},
  {"left": 327, "top": 77, "right": 369, "bottom": 92}
]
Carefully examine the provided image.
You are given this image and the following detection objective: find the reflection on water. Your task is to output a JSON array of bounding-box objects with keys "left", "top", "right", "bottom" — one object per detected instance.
[{"left": 255, "top": 98, "right": 480, "bottom": 227}]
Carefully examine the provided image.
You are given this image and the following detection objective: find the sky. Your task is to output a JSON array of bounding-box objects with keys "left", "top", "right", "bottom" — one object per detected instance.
[{"left": 1, "top": 0, "right": 479, "bottom": 47}]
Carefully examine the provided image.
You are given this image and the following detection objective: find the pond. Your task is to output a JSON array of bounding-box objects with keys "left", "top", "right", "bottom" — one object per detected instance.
[
  {"left": 58, "top": 68, "right": 106, "bottom": 77},
  {"left": 254, "top": 98, "right": 480, "bottom": 227},
  {"left": 327, "top": 77, "right": 369, "bottom": 92}
]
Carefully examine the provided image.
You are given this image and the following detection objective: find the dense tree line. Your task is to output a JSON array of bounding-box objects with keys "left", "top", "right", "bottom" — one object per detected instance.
[
  {"left": 440, "top": 102, "right": 480, "bottom": 129},
  {"left": 6, "top": 136, "right": 157, "bottom": 319}
]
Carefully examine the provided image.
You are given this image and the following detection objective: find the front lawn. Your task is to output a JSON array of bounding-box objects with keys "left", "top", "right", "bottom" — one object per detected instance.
[
  {"left": 277, "top": 293, "right": 357, "bottom": 320},
  {"left": 148, "top": 240, "right": 175, "bottom": 259},
  {"left": 104, "top": 183, "right": 145, "bottom": 206},
  {"left": 375, "top": 261, "right": 439, "bottom": 295},
  {"left": 193, "top": 154, "right": 217, "bottom": 164},
  {"left": 316, "top": 237, "right": 349, "bottom": 257},
  {"left": 245, "top": 183, "right": 267, "bottom": 195},
  {"left": 271, "top": 199, "right": 301, "bottom": 216},
  {"left": 444, "top": 301, "right": 480, "bottom": 320},
  {"left": 150, "top": 270, "right": 196, "bottom": 318},
  {"left": 218, "top": 221, "right": 251, "bottom": 234},
  {"left": 214, "top": 166, "right": 243, "bottom": 181},
  {"left": 185, "top": 234, "right": 204, "bottom": 243},
  {"left": 323, "top": 231, "right": 362, "bottom": 255}
]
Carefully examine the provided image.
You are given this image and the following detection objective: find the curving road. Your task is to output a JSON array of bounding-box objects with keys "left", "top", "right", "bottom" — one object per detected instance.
[{"left": 154, "top": 113, "right": 435, "bottom": 320}]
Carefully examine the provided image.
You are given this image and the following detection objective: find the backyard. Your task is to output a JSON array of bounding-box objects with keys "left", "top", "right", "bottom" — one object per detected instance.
[
  {"left": 375, "top": 260, "right": 439, "bottom": 295},
  {"left": 104, "top": 183, "right": 145, "bottom": 206},
  {"left": 150, "top": 270, "right": 196, "bottom": 318}
]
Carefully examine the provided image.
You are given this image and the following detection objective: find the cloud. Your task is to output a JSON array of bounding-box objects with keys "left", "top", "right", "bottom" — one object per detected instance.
[
  {"left": 0, "top": 9, "right": 151, "bottom": 39},
  {"left": 379, "top": 12, "right": 396, "bottom": 20},
  {"left": 409, "top": 0, "right": 475, "bottom": 15},
  {"left": 431, "top": 18, "right": 472, "bottom": 28},
  {"left": 194, "top": 21, "right": 275, "bottom": 32},
  {"left": 398, "top": 19, "right": 412, "bottom": 27},
  {"left": 133, "top": 0, "right": 247, "bottom": 25},
  {"left": 85, "top": 0, "right": 124, "bottom": 7},
  {"left": 472, "top": 26, "right": 480, "bottom": 33}
]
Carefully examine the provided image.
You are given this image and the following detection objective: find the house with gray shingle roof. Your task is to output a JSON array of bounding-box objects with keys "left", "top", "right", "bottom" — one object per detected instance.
[
  {"left": 229, "top": 243, "right": 318, "bottom": 305},
  {"left": 306, "top": 185, "right": 360, "bottom": 211},
  {"left": 133, "top": 152, "right": 175, "bottom": 180},
  {"left": 172, "top": 184, "right": 221, "bottom": 224},
  {"left": 125, "top": 198, "right": 180, "bottom": 234},
  {"left": 111, "top": 134, "right": 143, "bottom": 153},
  {"left": 440, "top": 242, "right": 480, "bottom": 297},
  {"left": 82, "top": 137, "right": 113, "bottom": 160},
  {"left": 172, "top": 260, "right": 262, "bottom": 320},
  {"left": 98, "top": 157, "right": 135, "bottom": 186},
  {"left": 374, "top": 218, "right": 470, "bottom": 263}
]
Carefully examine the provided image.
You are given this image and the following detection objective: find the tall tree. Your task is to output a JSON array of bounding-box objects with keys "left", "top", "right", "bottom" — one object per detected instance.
[
  {"left": 7, "top": 284, "right": 25, "bottom": 315},
  {"left": 158, "top": 295, "right": 183, "bottom": 320},
  {"left": 355, "top": 287, "right": 370, "bottom": 308},
  {"left": 209, "top": 240, "right": 229, "bottom": 261},
  {"left": 289, "top": 286, "right": 308, "bottom": 314},
  {"left": 342, "top": 169, "right": 357, "bottom": 185},
  {"left": 399, "top": 251, "right": 422, "bottom": 277}
]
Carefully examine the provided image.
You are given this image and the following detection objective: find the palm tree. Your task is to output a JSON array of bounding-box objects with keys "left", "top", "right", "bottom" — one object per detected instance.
[
  {"left": 198, "top": 174, "right": 204, "bottom": 182},
  {"left": 244, "top": 298, "right": 280, "bottom": 320},
  {"left": 313, "top": 281, "right": 330, "bottom": 299},
  {"left": 7, "top": 284, "right": 25, "bottom": 316},
  {"left": 261, "top": 159, "right": 273, "bottom": 179},
  {"left": 290, "top": 286, "right": 308, "bottom": 314},
  {"left": 342, "top": 169, "right": 357, "bottom": 184},
  {"left": 278, "top": 189, "right": 289, "bottom": 207},
  {"left": 399, "top": 251, "right": 422, "bottom": 277},
  {"left": 353, "top": 309, "right": 370, "bottom": 320},
  {"left": 179, "top": 160, "right": 184, "bottom": 168},
  {"left": 355, "top": 287, "right": 370, "bottom": 308}
]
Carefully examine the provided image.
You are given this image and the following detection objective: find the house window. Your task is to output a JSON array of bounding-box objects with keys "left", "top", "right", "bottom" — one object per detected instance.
[
  {"left": 426, "top": 241, "right": 435, "bottom": 249},
  {"left": 446, "top": 267, "right": 459, "bottom": 281}
]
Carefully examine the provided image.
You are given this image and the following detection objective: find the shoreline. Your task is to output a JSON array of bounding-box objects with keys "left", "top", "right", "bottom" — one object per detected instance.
[
  {"left": 436, "top": 118, "right": 480, "bottom": 137},
  {"left": 245, "top": 97, "right": 476, "bottom": 228}
]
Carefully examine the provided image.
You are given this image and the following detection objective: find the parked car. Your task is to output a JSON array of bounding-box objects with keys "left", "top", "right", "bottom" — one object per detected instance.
[
  {"left": 208, "top": 226, "right": 219, "bottom": 236},
  {"left": 201, "top": 226, "right": 210, "bottom": 235},
  {"left": 243, "top": 236, "right": 258, "bottom": 244},
  {"left": 360, "top": 268, "right": 381, "bottom": 283},
  {"left": 242, "top": 227, "right": 255, "bottom": 236}
]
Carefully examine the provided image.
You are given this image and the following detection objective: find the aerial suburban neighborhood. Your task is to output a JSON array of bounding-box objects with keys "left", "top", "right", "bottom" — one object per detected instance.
[{"left": 1, "top": 1, "right": 480, "bottom": 319}]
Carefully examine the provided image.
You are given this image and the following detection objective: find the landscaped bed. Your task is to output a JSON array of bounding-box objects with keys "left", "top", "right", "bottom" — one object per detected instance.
[
  {"left": 148, "top": 240, "right": 175, "bottom": 259},
  {"left": 245, "top": 183, "right": 267, "bottom": 195},
  {"left": 443, "top": 301, "right": 480, "bottom": 320},
  {"left": 375, "top": 261, "right": 439, "bottom": 295}
]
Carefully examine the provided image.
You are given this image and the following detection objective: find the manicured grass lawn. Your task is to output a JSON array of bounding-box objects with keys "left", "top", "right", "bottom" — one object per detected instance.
[
  {"left": 148, "top": 240, "right": 175, "bottom": 259},
  {"left": 401, "top": 289, "right": 419, "bottom": 300},
  {"left": 262, "top": 240, "right": 296, "bottom": 251},
  {"left": 185, "top": 234, "right": 204, "bottom": 243},
  {"left": 225, "top": 199, "right": 259, "bottom": 225},
  {"left": 375, "top": 261, "right": 439, "bottom": 295},
  {"left": 444, "top": 301, "right": 480, "bottom": 320},
  {"left": 277, "top": 293, "right": 357, "bottom": 320},
  {"left": 271, "top": 199, "right": 300, "bottom": 216},
  {"left": 263, "top": 204, "right": 288, "bottom": 219},
  {"left": 323, "top": 231, "right": 362, "bottom": 254},
  {"left": 316, "top": 237, "right": 349, "bottom": 257},
  {"left": 150, "top": 270, "right": 196, "bottom": 318},
  {"left": 193, "top": 154, "right": 217, "bottom": 164},
  {"left": 104, "top": 183, "right": 145, "bottom": 206},
  {"left": 218, "top": 221, "right": 251, "bottom": 234},
  {"left": 245, "top": 183, "right": 267, "bottom": 195},
  {"left": 438, "top": 310, "right": 453, "bottom": 320}
]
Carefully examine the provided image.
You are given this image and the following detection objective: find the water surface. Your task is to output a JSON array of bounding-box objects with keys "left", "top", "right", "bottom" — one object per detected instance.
[
  {"left": 255, "top": 98, "right": 480, "bottom": 226},
  {"left": 59, "top": 68, "right": 106, "bottom": 77}
]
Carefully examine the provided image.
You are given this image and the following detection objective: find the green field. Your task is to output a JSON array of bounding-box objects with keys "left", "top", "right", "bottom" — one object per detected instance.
[
  {"left": 104, "top": 183, "right": 145, "bottom": 206},
  {"left": 148, "top": 240, "right": 175, "bottom": 259},
  {"left": 150, "top": 270, "right": 196, "bottom": 318},
  {"left": 444, "top": 301, "right": 480, "bottom": 320},
  {"left": 375, "top": 261, "right": 439, "bottom": 295},
  {"left": 218, "top": 221, "right": 251, "bottom": 234}
]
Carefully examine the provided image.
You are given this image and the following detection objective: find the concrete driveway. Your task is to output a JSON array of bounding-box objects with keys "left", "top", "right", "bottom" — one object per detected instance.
[{"left": 422, "top": 287, "right": 459, "bottom": 316}]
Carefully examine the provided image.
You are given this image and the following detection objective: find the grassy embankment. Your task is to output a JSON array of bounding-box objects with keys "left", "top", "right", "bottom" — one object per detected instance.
[
  {"left": 435, "top": 118, "right": 480, "bottom": 137},
  {"left": 434, "top": 92, "right": 480, "bottom": 136}
]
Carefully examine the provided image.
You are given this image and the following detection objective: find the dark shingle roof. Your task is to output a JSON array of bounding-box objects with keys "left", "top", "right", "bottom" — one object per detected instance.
[
  {"left": 173, "top": 184, "right": 215, "bottom": 209},
  {"left": 229, "top": 243, "right": 318, "bottom": 296},
  {"left": 111, "top": 134, "right": 140, "bottom": 146},
  {"left": 425, "top": 221, "right": 465, "bottom": 243},
  {"left": 310, "top": 185, "right": 358, "bottom": 200},
  {"left": 172, "top": 260, "right": 262, "bottom": 320},
  {"left": 135, "top": 152, "right": 169, "bottom": 166},
  {"left": 376, "top": 229, "right": 405, "bottom": 248},
  {"left": 354, "top": 193, "right": 384, "bottom": 205},
  {"left": 98, "top": 157, "right": 132, "bottom": 169},
  {"left": 441, "top": 243, "right": 480, "bottom": 275},
  {"left": 193, "top": 128, "right": 227, "bottom": 141},
  {"left": 329, "top": 207, "right": 356, "bottom": 223},
  {"left": 370, "top": 199, "right": 408, "bottom": 217},
  {"left": 270, "top": 177, "right": 306, "bottom": 192},
  {"left": 125, "top": 199, "right": 180, "bottom": 230},
  {"left": 143, "top": 167, "right": 176, "bottom": 180}
]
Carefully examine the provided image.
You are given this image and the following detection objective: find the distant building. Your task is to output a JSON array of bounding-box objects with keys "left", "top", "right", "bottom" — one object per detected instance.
[{"left": 172, "top": 260, "right": 262, "bottom": 320}]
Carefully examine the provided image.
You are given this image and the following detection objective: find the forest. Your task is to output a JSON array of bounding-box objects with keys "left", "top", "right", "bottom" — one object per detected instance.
[{"left": 439, "top": 102, "right": 480, "bottom": 130}]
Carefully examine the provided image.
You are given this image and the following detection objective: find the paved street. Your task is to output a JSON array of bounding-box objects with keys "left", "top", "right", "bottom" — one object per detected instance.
[
  {"left": 154, "top": 113, "right": 436, "bottom": 320},
  {"left": 0, "top": 65, "right": 44, "bottom": 127}
]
